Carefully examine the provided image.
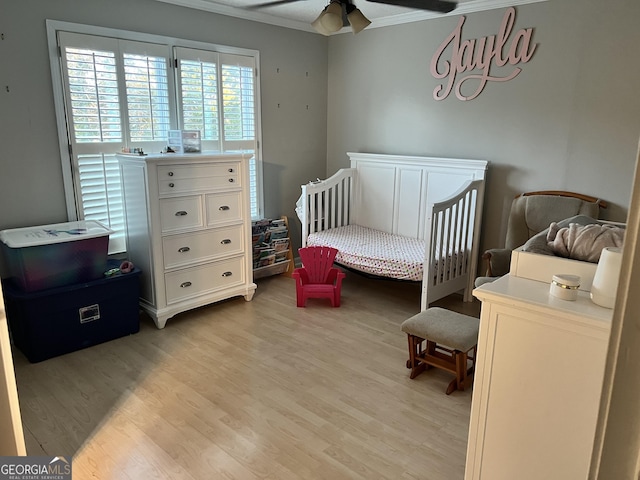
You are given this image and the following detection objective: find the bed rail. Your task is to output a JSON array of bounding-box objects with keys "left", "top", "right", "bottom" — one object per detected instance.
[
  {"left": 300, "top": 168, "right": 355, "bottom": 247},
  {"left": 423, "top": 179, "right": 486, "bottom": 308}
]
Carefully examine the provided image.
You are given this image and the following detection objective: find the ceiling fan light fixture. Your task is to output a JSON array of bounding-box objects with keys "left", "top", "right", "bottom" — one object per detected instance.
[
  {"left": 312, "top": 7, "right": 333, "bottom": 35},
  {"left": 346, "top": 6, "right": 370, "bottom": 34},
  {"left": 319, "top": 1, "right": 344, "bottom": 33}
]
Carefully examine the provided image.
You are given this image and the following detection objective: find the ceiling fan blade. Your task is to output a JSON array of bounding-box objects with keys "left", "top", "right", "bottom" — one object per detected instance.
[
  {"left": 368, "top": 0, "right": 456, "bottom": 13},
  {"left": 246, "top": 0, "right": 305, "bottom": 9}
]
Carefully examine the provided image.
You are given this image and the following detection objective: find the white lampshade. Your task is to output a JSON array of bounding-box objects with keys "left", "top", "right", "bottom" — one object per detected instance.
[
  {"left": 347, "top": 7, "right": 370, "bottom": 34},
  {"left": 590, "top": 246, "right": 623, "bottom": 308},
  {"left": 320, "top": 2, "right": 344, "bottom": 33}
]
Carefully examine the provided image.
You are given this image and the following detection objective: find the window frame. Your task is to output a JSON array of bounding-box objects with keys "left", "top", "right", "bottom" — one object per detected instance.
[{"left": 46, "top": 20, "right": 264, "bottom": 235}]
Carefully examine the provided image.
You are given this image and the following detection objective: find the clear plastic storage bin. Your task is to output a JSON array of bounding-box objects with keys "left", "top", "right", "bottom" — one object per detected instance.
[{"left": 0, "top": 220, "right": 113, "bottom": 292}]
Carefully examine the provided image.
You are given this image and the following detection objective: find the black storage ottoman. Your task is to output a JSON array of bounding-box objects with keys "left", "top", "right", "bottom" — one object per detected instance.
[{"left": 2, "top": 265, "right": 141, "bottom": 363}]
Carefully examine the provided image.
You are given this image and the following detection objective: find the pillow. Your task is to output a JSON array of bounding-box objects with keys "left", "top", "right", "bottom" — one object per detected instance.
[{"left": 546, "top": 222, "right": 625, "bottom": 263}]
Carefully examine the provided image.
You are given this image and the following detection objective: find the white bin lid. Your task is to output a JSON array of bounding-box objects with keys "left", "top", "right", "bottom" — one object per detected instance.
[{"left": 0, "top": 220, "right": 113, "bottom": 248}]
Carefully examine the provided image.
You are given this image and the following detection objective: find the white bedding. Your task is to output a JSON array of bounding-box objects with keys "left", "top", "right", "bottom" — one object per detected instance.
[{"left": 307, "top": 224, "right": 425, "bottom": 281}]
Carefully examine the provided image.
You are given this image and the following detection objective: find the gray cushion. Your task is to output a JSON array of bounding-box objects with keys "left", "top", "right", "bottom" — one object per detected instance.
[{"left": 401, "top": 307, "right": 479, "bottom": 352}]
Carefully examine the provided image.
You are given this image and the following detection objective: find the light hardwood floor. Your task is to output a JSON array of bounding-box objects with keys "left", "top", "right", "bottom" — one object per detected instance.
[{"left": 12, "top": 273, "right": 480, "bottom": 479}]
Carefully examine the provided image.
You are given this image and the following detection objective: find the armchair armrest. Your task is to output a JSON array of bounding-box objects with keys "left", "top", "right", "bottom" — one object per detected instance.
[{"left": 482, "top": 248, "right": 512, "bottom": 277}]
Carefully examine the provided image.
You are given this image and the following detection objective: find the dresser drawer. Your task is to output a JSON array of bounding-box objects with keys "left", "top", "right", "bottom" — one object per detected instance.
[
  {"left": 162, "top": 225, "right": 245, "bottom": 269},
  {"left": 158, "top": 163, "right": 240, "bottom": 195},
  {"left": 206, "top": 192, "right": 243, "bottom": 226},
  {"left": 159, "top": 196, "right": 203, "bottom": 233},
  {"left": 165, "top": 257, "right": 245, "bottom": 304}
]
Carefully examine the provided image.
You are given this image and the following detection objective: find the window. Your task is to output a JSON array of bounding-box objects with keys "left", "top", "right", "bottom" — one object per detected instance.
[
  {"left": 50, "top": 24, "right": 262, "bottom": 254},
  {"left": 175, "top": 48, "right": 260, "bottom": 217}
]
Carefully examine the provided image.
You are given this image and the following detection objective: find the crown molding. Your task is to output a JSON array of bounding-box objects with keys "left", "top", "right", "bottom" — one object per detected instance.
[
  {"left": 151, "top": 0, "right": 547, "bottom": 34},
  {"left": 364, "top": 0, "right": 547, "bottom": 30}
]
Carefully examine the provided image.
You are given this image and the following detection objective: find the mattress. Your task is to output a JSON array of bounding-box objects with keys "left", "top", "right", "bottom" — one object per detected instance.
[{"left": 307, "top": 224, "right": 425, "bottom": 281}]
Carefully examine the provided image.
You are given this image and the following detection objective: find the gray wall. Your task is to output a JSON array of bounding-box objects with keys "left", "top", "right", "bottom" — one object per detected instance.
[
  {"left": 0, "top": 0, "right": 328, "bottom": 250},
  {"left": 2, "top": 0, "right": 639, "bottom": 256},
  {"left": 326, "top": 0, "right": 640, "bottom": 253}
]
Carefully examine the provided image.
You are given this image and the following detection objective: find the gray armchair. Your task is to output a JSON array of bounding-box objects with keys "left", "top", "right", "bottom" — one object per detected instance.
[{"left": 476, "top": 191, "right": 606, "bottom": 286}]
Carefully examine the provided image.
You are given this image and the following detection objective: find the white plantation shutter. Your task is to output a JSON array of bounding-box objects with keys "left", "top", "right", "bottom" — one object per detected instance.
[
  {"left": 54, "top": 27, "right": 263, "bottom": 254},
  {"left": 76, "top": 153, "right": 124, "bottom": 232},
  {"left": 175, "top": 49, "right": 259, "bottom": 218},
  {"left": 62, "top": 38, "right": 122, "bottom": 143},
  {"left": 220, "top": 54, "right": 259, "bottom": 218},
  {"left": 180, "top": 58, "right": 220, "bottom": 141},
  {"left": 118, "top": 39, "right": 174, "bottom": 150},
  {"left": 123, "top": 52, "right": 171, "bottom": 142},
  {"left": 175, "top": 47, "right": 221, "bottom": 151},
  {"left": 248, "top": 157, "right": 259, "bottom": 220},
  {"left": 59, "top": 32, "right": 126, "bottom": 253},
  {"left": 58, "top": 32, "right": 172, "bottom": 253},
  {"left": 220, "top": 53, "right": 256, "bottom": 149}
]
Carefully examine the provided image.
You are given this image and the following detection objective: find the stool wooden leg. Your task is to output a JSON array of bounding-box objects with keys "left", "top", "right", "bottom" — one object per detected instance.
[
  {"left": 406, "top": 334, "right": 415, "bottom": 369},
  {"left": 445, "top": 379, "right": 457, "bottom": 395},
  {"left": 443, "top": 350, "right": 468, "bottom": 395},
  {"left": 466, "top": 345, "right": 477, "bottom": 389},
  {"left": 406, "top": 334, "right": 427, "bottom": 379},
  {"left": 425, "top": 340, "right": 436, "bottom": 370},
  {"left": 456, "top": 351, "right": 468, "bottom": 392},
  {"left": 470, "top": 345, "right": 477, "bottom": 372}
]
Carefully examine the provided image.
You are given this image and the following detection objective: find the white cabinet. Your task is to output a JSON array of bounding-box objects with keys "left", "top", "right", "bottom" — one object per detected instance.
[
  {"left": 118, "top": 153, "right": 256, "bottom": 329},
  {"left": 466, "top": 275, "right": 612, "bottom": 480}
]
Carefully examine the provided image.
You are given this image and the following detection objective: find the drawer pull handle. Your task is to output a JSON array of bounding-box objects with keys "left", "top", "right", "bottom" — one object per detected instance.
[
  {"left": 169, "top": 182, "right": 175, "bottom": 188},
  {"left": 219, "top": 205, "right": 230, "bottom": 211},
  {"left": 221, "top": 239, "right": 231, "bottom": 245},
  {"left": 228, "top": 178, "right": 234, "bottom": 183},
  {"left": 175, "top": 211, "right": 188, "bottom": 216},
  {"left": 178, "top": 247, "right": 191, "bottom": 253},
  {"left": 168, "top": 171, "right": 174, "bottom": 177},
  {"left": 228, "top": 168, "right": 234, "bottom": 173},
  {"left": 222, "top": 271, "right": 233, "bottom": 277},
  {"left": 180, "top": 281, "right": 192, "bottom": 288}
]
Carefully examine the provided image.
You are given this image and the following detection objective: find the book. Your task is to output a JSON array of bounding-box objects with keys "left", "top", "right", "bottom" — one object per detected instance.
[
  {"left": 268, "top": 228, "right": 288, "bottom": 240},
  {"left": 272, "top": 238, "right": 289, "bottom": 252},
  {"left": 258, "top": 254, "right": 276, "bottom": 267},
  {"left": 251, "top": 217, "right": 291, "bottom": 274}
]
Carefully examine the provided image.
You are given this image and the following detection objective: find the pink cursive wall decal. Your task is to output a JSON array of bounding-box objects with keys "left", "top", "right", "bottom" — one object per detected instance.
[{"left": 430, "top": 7, "right": 538, "bottom": 101}]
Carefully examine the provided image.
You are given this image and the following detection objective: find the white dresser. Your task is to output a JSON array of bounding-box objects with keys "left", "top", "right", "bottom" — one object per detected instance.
[
  {"left": 118, "top": 153, "right": 256, "bottom": 329},
  {"left": 466, "top": 274, "right": 612, "bottom": 480}
]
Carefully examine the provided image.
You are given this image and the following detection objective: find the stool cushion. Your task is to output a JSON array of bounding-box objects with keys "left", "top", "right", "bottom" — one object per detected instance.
[{"left": 401, "top": 307, "right": 479, "bottom": 352}]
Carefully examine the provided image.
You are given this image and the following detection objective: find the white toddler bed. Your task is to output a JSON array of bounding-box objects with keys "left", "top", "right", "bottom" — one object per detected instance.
[{"left": 298, "top": 152, "right": 488, "bottom": 310}]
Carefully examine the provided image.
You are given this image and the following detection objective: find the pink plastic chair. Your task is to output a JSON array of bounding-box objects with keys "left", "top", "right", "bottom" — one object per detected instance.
[{"left": 292, "top": 246, "right": 345, "bottom": 307}]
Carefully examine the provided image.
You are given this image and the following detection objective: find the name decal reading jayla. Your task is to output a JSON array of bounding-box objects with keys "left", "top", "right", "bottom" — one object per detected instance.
[{"left": 430, "top": 7, "right": 537, "bottom": 101}]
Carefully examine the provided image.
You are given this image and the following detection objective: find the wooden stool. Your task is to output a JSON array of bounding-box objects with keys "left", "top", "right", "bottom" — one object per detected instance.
[{"left": 401, "top": 307, "right": 479, "bottom": 395}]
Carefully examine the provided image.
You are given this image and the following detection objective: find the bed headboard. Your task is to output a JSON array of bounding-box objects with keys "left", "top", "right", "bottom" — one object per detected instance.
[{"left": 347, "top": 152, "right": 488, "bottom": 240}]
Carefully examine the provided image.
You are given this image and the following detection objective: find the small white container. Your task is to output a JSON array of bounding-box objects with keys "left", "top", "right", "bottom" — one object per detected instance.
[{"left": 550, "top": 274, "right": 581, "bottom": 301}]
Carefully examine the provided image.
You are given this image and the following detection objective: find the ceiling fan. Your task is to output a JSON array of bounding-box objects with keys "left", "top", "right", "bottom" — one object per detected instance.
[
  {"left": 248, "top": 0, "right": 457, "bottom": 34},
  {"left": 368, "top": 0, "right": 456, "bottom": 12}
]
